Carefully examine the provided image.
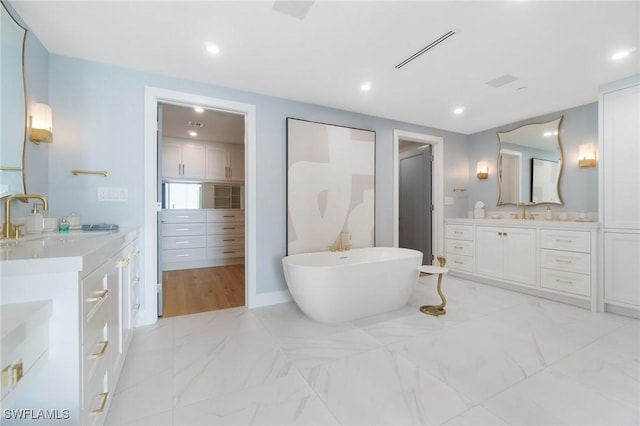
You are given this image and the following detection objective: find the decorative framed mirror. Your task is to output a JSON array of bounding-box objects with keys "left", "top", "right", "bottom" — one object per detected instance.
[
  {"left": 0, "top": 1, "right": 28, "bottom": 197},
  {"left": 497, "top": 116, "right": 563, "bottom": 205}
]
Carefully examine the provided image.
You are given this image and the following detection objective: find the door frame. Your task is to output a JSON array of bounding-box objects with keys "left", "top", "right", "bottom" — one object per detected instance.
[
  {"left": 393, "top": 130, "right": 443, "bottom": 264},
  {"left": 140, "top": 87, "right": 257, "bottom": 326}
]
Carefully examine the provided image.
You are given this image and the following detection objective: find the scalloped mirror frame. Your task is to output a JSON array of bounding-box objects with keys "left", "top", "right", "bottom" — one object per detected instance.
[
  {"left": 496, "top": 116, "right": 564, "bottom": 206},
  {"left": 0, "top": 0, "right": 28, "bottom": 198}
]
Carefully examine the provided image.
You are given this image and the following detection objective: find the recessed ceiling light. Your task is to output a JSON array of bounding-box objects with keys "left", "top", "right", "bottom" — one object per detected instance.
[
  {"left": 188, "top": 131, "right": 197, "bottom": 137},
  {"left": 611, "top": 48, "right": 636, "bottom": 61},
  {"left": 453, "top": 107, "right": 465, "bottom": 115},
  {"left": 194, "top": 107, "right": 204, "bottom": 113},
  {"left": 361, "top": 82, "right": 372, "bottom": 92},
  {"left": 206, "top": 43, "right": 220, "bottom": 55}
]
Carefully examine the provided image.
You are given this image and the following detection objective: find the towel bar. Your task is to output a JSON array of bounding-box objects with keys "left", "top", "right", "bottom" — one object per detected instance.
[{"left": 71, "top": 169, "right": 109, "bottom": 177}]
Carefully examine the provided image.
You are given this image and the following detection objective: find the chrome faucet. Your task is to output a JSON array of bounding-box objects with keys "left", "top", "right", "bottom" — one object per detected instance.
[{"left": 2, "top": 194, "right": 49, "bottom": 238}]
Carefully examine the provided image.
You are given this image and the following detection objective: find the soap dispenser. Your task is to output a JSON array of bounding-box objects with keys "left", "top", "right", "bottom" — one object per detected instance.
[
  {"left": 545, "top": 206, "right": 553, "bottom": 221},
  {"left": 26, "top": 203, "right": 44, "bottom": 234}
]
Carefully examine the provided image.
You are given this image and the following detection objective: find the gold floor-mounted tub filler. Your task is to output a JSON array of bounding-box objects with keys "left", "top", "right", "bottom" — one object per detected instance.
[{"left": 419, "top": 256, "right": 448, "bottom": 316}]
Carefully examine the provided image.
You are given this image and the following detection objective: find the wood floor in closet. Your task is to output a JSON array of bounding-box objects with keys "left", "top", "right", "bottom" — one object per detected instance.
[{"left": 162, "top": 265, "right": 245, "bottom": 318}]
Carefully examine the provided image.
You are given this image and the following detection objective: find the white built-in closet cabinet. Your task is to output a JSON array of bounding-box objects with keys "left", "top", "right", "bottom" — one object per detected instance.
[{"left": 599, "top": 74, "right": 640, "bottom": 315}]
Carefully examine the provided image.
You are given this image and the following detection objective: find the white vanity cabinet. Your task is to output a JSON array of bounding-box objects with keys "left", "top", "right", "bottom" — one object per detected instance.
[
  {"left": 599, "top": 75, "right": 640, "bottom": 314},
  {"left": 0, "top": 229, "right": 140, "bottom": 425},
  {"left": 475, "top": 226, "right": 537, "bottom": 286},
  {"left": 445, "top": 224, "right": 474, "bottom": 272},
  {"left": 445, "top": 219, "right": 598, "bottom": 310}
]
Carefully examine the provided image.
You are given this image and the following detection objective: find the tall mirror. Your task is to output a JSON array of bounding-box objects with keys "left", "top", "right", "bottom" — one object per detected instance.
[
  {"left": 0, "top": 1, "right": 27, "bottom": 198},
  {"left": 497, "top": 116, "right": 563, "bottom": 205}
]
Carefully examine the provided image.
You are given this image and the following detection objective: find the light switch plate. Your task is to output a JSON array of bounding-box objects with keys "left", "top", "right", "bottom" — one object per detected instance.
[{"left": 98, "top": 187, "right": 128, "bottom": 202}]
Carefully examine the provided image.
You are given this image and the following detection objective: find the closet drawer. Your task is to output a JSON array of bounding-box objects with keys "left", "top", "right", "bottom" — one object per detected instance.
[
  {"left": 207, "top": 210, "right": 244, "bottom": 222},
  {"left": 162, "top": 223, "right": 206, "bottom": 237},
  {"left": 446, "top": 225, "right": 473, "bottom": 240},
  {"left": 162, "top": 210, "right": 206, "bottom": 223},
  {"left": 207, "top": 246, "right": 245, "bottom": 259},
  {"left": 540, "top": 268, "right": 591, "bottom": 297},
  {"left": 540, "top": 249, "right": 590, "bottom": 275},
  {"left": 207, "top": 235, "right": 244, "bottom": 248},
  {"left": 207, "top": 223, "right": 244, "bottom": 235},
  {"left": 446, "top": 239, "right": 474, "bottom": 256},
  {"left": 162, "top": 235, "right": 206, "bottom": 250},
  {"left": 540, "top": 229, "right": 590, "bottom": 253},
  {"left": 163, "top": 248, "right": 206, "bottom": 263}
]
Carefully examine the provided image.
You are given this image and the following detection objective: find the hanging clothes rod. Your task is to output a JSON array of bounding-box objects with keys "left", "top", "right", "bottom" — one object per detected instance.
[{"left": 72, "top": 169, "right": 109, "bottom": 177}]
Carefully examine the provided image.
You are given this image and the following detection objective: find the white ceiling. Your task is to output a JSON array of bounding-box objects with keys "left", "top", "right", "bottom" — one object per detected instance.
[{"left": 11, "top": 0, "right": 640, "bottom": 135}]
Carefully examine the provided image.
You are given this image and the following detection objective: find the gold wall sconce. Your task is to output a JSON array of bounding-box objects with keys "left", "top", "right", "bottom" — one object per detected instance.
[
  {"left": 476, "top": 161, "right": 489, "bottom": 179},
  {"left": 29, "top": 103, "right": 53, "bottom": 144},
  {"left": 578, "top": 143, "right": 597, "bottom": 168}
]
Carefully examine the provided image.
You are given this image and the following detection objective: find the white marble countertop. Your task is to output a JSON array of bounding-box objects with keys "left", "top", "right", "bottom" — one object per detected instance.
[
  {"left": 445, "top": 217, "right": 599, "bottom": 230},
  {"left": 0, "top": 227, "right": 137, "bottom": 277}
]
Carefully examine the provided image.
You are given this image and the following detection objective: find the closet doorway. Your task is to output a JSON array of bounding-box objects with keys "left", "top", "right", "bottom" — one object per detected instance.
[
  {"left": 157, "top": 102, "right": 246, "bottom": 318},
  {"left": 393, "top": 130, "right": 444, "bottom": 264}
]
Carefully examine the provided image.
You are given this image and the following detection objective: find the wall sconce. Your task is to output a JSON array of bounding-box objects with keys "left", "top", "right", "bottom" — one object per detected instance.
[
  {"left": 578, "top": 143, "right": 597, "bottom": 168},
  {"left": 29, "top": 103, "right": 53, "bottom": 144},
  {"left": 476, "top": 161, "right": 489, "bottom": 179}
]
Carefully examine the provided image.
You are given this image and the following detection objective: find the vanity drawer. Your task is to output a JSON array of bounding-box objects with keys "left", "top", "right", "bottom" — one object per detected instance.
[
  {"left": 446, "top": 239, "right": 474, "bottom": 256},
  {"left": 207, "top": 210, "right": 244, "bottom": 223},
  {"left": 446, "top": 254, "right": 474, "bottom": 272},
  {"left": 540, "top": 249, "right": 590, "bottom": 275},
  {"left": 162, "top": 210, "right": 206, "bottom": 223},
  {"left": 163, "top": 248, "right": 206, "bottom": 263},
  {"left": 540, "top": 268, "right": 591, "bottom": 297},
  {"left": 207, "top": 222, "right": 245, "bottom": 235},
  {"left": 446, "top": 225, "right": 473, "bottom": 241},
  {"left": 162, "top": 223, "right": 206, "bottom": 237},
  {"left": 82, "top": 268, "right": 109, "bottom": 322},
  {"left": 540, "top": 230, "right": 590, "bottom": 253},
  {"left": 82, "top": 362, "right": 110, "bottom": 426},
  {"left": 82, "top": 298, "right": 109, "bottom": 386},
  {"left": 162, "top": 235, "right": 206, "bottom": 250}
]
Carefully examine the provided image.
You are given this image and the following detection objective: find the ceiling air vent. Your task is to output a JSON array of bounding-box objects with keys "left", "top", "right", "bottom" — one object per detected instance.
[
  {"left": 188, "top": 121, "right": 204, "bottom": 127},
  {"left": 395, "top": 29, "right": 456, "bottom": 69}
]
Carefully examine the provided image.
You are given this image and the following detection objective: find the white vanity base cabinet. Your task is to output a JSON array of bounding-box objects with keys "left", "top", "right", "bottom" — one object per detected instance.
[
  {"left": 446, "top": 219, "right": 598, "bottom": 311},
  {"left": 0, "top": 229, "right": 139, "bottom": 426}
]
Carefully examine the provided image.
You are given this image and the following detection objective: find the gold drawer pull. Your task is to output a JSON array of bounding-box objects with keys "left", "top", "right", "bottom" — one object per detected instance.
[
  {"left": 223, "top": 227, "right": 235, "bottom": 230},
  {"left": 454, "top": 260, "right": 464, "bottom": 264},
  {"left": 454, "top": 231, "right": 463, "bottom": 234},
  {"left": 453, "top": 245, "right": 464, "bottom": 249},
  {"left": 556, "top": 239, "right": 573, "bottom": 243},
  {"left": 556, "top": 279, "right": 573, "bottom": 285},
  {"left": 89, "top": 341, "right": 109, "bottom": 359},
  {"left": 223, "top": 250, "right": 235, "bottom": 254},
  {"left": 556, "top": 259, "right": 572, "bottom": 264},
  {"left": 223, "top": 215, "right": 235, "bottom": 218},
  {"left": 90, "top": 392, "right": 109, "bottom": 416},
  {"left": 87, "top": 289, "right": 109, "bottom": 303},
  {"left": 223, "top": 239, "right": 235, "bottom": 242},
  {"left": 1, "top": 363, "right": 23, "bottom": 388}
]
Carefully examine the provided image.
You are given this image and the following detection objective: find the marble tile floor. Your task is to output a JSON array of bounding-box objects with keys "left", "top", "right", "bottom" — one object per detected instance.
[{"left": 105, "top": 275, "right": 639, "bottom": 426}]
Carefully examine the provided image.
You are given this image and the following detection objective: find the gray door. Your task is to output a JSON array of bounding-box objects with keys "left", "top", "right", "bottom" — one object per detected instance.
[{"left": 399, "top": 145, "right": 432, "bottom": 264}]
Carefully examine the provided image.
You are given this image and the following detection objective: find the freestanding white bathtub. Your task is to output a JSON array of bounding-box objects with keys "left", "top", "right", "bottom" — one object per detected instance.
[{"left": 282, "top": 247, "right": 423, "bottom": 323}]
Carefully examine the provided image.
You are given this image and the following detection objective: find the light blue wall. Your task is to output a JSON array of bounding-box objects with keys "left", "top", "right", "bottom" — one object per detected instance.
[
  {"left": 466, "top": 103, "right": 598, "bottom": 217},
  {"left": 45, "top": 54, "right": 467, "bottom": 295}
]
